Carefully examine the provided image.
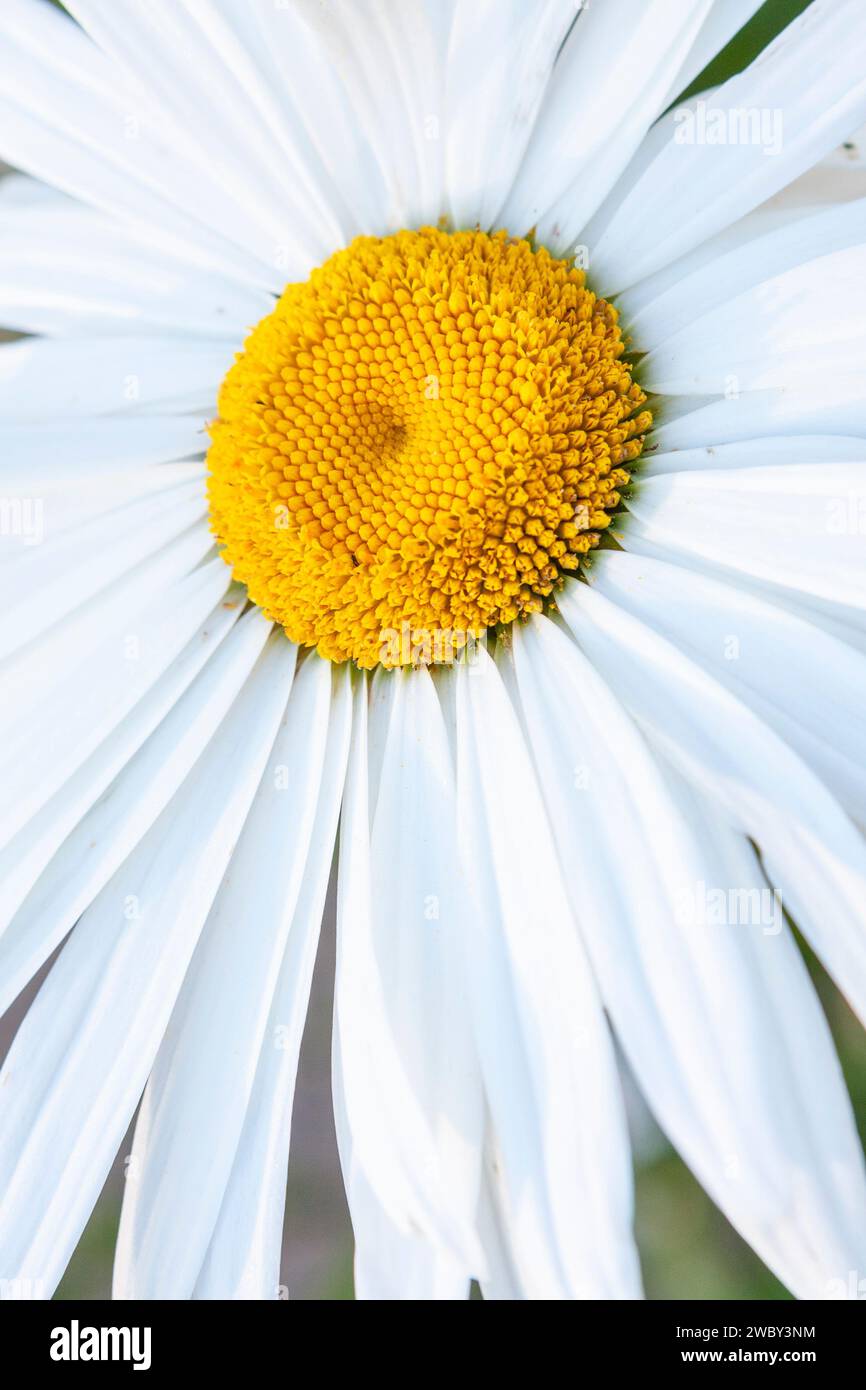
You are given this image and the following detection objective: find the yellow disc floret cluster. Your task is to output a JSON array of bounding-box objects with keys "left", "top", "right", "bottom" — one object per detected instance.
[{"left": 207, "top": 227, "right": 650, "bottom": 668}]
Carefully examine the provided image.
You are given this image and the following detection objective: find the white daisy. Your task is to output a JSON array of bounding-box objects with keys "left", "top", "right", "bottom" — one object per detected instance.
[{"left": 1, "top": 0, "right": 866, "bottom": 1303}]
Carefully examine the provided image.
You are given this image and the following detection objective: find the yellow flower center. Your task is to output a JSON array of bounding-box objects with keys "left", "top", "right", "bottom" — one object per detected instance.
[{"left": 207, "top": 228, "right": 650, "bottom": 668}]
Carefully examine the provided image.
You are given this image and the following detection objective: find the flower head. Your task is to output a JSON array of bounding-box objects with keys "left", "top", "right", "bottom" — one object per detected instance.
[{"left": 1, "top": 0, "right": 866, "bottom": 1306}]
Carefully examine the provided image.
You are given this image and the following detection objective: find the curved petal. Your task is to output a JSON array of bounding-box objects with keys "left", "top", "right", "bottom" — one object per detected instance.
[
  {"left": 0, "top": 631, "right": 296, "bottom": 1298},
  {"left": 339, "top": 667, "right": 483, "bottom": 1300},
  {"left": 0, "top": 415, "right": 205, "bottom": 487},
  {"left": 588, "top": 0, "right": 866, "bottom": 295},
  {"left": 332, "top": 674, "right": 482, "bottom": 1276},
  {"left": 443, "top": 0, "right": 581, "bottom": 230},
  {"left": 621, "top": 463, "right": 866, "bottom": 610},
  {"left": 507, "top": 612, "right": 866, "bottom": 1297},
  {"left": 0, "top": 0, "right": 282, "bottom": 286},
  {"left": 588, "top": 549, "right": 866, "bottom": 821},
  {"left": 192, "top": 663, "right": 352, "bottom": 1301},
  {"left": 244, "top": 0, "right": 390, "bottom": 240},
  {"left": 502, "top": 0, "right": 712, "bottom": 249},
  {"left": 557, "top": 582, "right": 866, "bottom": 1033},
  {"left": 0, "top": 194, "right": 274, "bottom": 339},
  {"left": 0, "top": 519, "right": 214, "bottom": 730},
  {"left": 641, "top": 245, "right": 866, "bottom": 395},
  {"left": 290, "top": 0, "right": 454, "bottom": 232},
  {"left": 0, "top": 590, "right": 248, "bottom": 988},
  {"left": 0, "top": 557, "right": 230, "bottom": 848},
  {"left": 650, "top": 380, "right": 866, "bottom": 451},
  {"left": 638, "top": 434, "right": 866, "bottom": 479},
  {"left": 114, "top": 651, "right": 340, "bottom": 1300},
  {"left": 623, "top": 197, "right": 866, "bottom": 352},
  {"left": 65, "top": 0, "right": 349, "bottom": 268},
  {"left": 0, "top": 481, "right": 207, "bottom": 662},
  {"left": 0, "top": 337, "right": 228, "bottom": 421},
  {"left": 452, "top": 649, "right": 640, "bottom": 1299}
]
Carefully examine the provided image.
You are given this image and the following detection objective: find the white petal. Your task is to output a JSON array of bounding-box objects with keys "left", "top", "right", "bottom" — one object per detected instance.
[
  {"left": 0, "top": 196, "right": 274, "bottom": 339},
  {"left": 609, "top": 525, "right": 866, "bottom": 659},
  {"left": 557, "top": 583, "right": 866, "bottom": 1033},
  {"left": 508, "top": 613, "right": 866, "bottom": 1296},
  {"left": 365, "top": 664, "right": 398, "bottom": 821},
  {"left": 0, "top": 608, "right": 269, "bottom": 1023},
  {"left": 641, "top": 244, "right": 866, "bottom": 394},
  {"left": 0, "top": 556, "right": 230, "bottom": 848},
  {"left": 612, "top": 202, "right": 805, "bottom": 344},
  {"left": 0, "top": 479, "right": 207, "bottom": 660},
  {"left": 0, "top": 462, "right": 204, "bottom": 551},
  {"left": 0, "top": 415, "right": 206, "bottom": 488},
  {"left": 622, "top": 196, "right": 866, "bottom": 352},
  {"left": 0, "top": 630, "right": 297, "bottom": 1297},
  {"left": 334, "top": 1020, "right": 472, "bottom": 1302},
  {"left": 0, "top": 519, "right": 214, "bottom": 729},
  {"left": 289, "top": 0, "right": 453, "bottom": 232},
  {"left": 650, "top": 380, "right": 866, "bottom": 450},
  {"left": 621, "top": 463, "right": 866, "bottom": 609},
  {"left": 0, "top": 0, "right": 281, "bottom": 287},
  {"left": 332, "top": 674, "right": 481, "bottom": 1274},
  {"left": 114, "top": 651, "right": 347, "bottom": 1299},
  {"left": 0, "top": 589, "right": 248, "bottom": 993},
  {"left": 763, "top": 119, "right": 866, "bottom": 212},
  {"left": 342, "top": 668, "right": 483, "bottom": 1300},
  {"left": 639, "top": 433, "right": 866, "bottom": 478},
  {"left": 588, "top": 549, "right": 866, "bottom": 820},
  {"left": 346, "top": 1163, "right": 469, "bottom": 1301},
  {"left": 172, "top": 0, "right": 369, "bottom": 248},
  {"left": 0, "top": 337, "right": 229, "bottom": 420},
  {"left": 452, "top": 648, "right": 640, "bottom": 1298},
  {"left": 475, "top": 1129, "right": 522, "bottom": 1301},
  {"left": 502, "top": 0, "right": 712, "bottom": 248},
  {"left": 444, "top": 0, "right": 579, "bottom": 229},
  {"left": 588, "top": 0, "right": 866, "bottom": 295},
  {"left": 240, "top": 1, "right": 388, "bottom": 241},
  {"left": 192, "top": 663, "right": 352, "bottom": 1301},
  {"left": 0, "top": 171, "right": 60, "bottom": 208},
  {"left": 65, "top": 0, "right": 343, "bottom": 271}
]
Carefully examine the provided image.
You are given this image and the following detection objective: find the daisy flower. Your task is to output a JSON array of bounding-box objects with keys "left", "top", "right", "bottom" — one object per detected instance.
[{"left": 1, "top": 0, "right": 866, "bottom": 1302}]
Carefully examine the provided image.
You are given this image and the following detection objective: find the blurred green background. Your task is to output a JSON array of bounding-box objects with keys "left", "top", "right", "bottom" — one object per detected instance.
[{"left": 8, "top": 0, "right": 862, "bottom": 1301}]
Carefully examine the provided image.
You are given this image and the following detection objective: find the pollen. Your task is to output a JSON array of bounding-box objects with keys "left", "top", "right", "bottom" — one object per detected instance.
[{"left": 207, "top": 228, "right": 650, "bottom": 668}]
